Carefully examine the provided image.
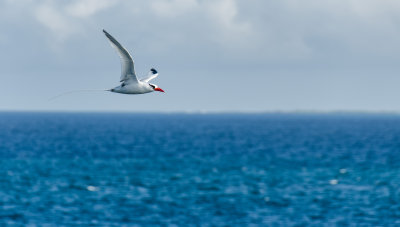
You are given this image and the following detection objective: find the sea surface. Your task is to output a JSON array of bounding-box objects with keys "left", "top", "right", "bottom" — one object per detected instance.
[{"left": 0, "top": 112, "right": 400, "bottom": 226}]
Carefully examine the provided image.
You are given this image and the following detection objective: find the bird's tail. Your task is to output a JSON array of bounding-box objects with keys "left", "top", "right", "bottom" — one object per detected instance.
[{"left": 48, "top": 89, "right": 110, "bottom": 101}]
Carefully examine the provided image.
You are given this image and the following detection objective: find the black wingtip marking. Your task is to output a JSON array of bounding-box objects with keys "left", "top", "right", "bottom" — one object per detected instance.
[
  {"left": 151, "top": 68, "right": 158, "bottom": 74},
  {"left": 103, "top": 29, "right": 113, "bottom": 39}
]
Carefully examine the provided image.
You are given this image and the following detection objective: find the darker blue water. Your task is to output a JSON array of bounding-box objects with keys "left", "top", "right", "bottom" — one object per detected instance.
[{"left": 0, "top": 112, "right": 400, "bottom": 226}]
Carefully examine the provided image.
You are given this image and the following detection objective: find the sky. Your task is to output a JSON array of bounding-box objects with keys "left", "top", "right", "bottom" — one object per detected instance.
[{"left": 1, "top": 0, "right": 400, "bottom": 112}]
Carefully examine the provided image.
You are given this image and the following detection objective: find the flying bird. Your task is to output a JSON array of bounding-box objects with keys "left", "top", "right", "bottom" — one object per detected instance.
[
  {"left": 103, "top": 29, "right": 164, "bottom": 94},
  {"left": 49, "top": 30, "right": 164, "bottom": 101}
]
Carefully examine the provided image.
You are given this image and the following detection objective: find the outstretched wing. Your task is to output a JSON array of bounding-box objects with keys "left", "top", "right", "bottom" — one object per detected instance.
[
  {"left": 140, "top": 68, "right": 159, "bottom": 83},
  {"left": 103, "top": 29, "right": 138, "bottom": 83}
]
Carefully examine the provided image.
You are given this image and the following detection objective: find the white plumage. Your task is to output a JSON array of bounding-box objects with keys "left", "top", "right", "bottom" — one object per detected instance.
[{"left": 103, "top": 29, "right": 164, "bottom": 94}]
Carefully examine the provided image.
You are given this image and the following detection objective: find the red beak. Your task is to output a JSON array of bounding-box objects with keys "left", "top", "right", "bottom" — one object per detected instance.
[{"left": 154, "top": 87, "right": 165, "bottom": 93}]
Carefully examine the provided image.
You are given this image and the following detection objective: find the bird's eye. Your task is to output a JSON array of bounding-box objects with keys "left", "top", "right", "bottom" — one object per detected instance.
[{"left": 149, "top": 84, "right": 155, "bottom": 89}]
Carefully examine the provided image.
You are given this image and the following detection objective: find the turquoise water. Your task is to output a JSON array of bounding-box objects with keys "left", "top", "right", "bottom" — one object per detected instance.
[{"left": 1, "top": 113, "right": 400, "bottom": 226}]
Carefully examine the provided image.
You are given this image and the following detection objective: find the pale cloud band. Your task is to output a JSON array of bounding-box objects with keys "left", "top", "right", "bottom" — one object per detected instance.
[{"left": 3, "top": 0, "right": 400, "bottom": 57}]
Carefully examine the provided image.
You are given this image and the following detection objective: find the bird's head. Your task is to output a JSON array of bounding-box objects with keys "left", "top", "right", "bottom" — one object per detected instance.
[{"left": 149, "top": 83, "right": 164, "bottom": 93}]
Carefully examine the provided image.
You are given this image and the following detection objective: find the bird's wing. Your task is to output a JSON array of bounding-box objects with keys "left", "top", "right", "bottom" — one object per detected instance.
[
  {"left": 103, "top": 29, "right": 138, "bottom": 83},
  {"left": 140, "top": 68, "right": 159, "bottom": 83}
]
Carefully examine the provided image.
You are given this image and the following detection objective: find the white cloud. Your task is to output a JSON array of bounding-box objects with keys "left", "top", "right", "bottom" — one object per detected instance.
[
  {"left": 151, "top": 0, "right": 198, "bottom": 17},
  {"left": 204, "top": 0, "right": 253, "bottom": 49},
  {"left": 206, "top": 0, "right": 250, "bottom": 34},
  {"left": 149, "top": 0, "right": 254, "bottom": 50},
  {"left": 32, "top": 0, "right": 117, "bottom": 42},
  {"left": 34, "top": 3, "right": 78, "bottom": 41},
  {"left": 66, "top": 0, "right": 118, "bottom": 18}
]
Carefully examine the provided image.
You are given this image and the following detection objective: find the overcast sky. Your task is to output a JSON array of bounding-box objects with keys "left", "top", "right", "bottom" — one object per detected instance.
[{"left": 1, "top": 0, "right": 400, "bottom": 112}]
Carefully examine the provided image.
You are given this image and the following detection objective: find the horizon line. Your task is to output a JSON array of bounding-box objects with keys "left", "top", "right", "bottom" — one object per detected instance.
[{"left": 1, "top": 109, "right": 400, "bottom": 115}]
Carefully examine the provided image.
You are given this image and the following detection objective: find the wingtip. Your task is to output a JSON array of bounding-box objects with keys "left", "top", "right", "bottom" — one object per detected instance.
[
  {"left": 103, "top": 29, "right": 111, "bottom": 37},
  {"left": 150, "top": 68, "right": 158, "bottom": 74}
]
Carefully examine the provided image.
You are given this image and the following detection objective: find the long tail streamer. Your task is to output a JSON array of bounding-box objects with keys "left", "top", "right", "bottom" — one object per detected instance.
[{"left": 48, "top": 89, "right": 110, "bottom": 101}]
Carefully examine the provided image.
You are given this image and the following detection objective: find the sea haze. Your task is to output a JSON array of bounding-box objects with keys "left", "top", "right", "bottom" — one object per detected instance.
[{"left": 0, "top": 112, "right": 400, "bottom": 225}]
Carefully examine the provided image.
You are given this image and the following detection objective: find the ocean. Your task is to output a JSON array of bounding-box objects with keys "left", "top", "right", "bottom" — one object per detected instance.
[{"left": 0, "top": 112, "right": 399, "bottom": 226}]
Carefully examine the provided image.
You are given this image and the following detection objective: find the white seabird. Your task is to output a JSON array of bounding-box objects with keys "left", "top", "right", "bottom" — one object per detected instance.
[{"left": 103, "top": 29, "right": 164, "bottom": 94}]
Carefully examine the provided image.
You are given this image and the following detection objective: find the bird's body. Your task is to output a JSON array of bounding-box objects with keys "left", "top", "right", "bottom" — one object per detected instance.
[
  {"left": 103, "top": 29, "right": 164, "bottom": 94},
  {"left": 111, "top": 81, "right": 154, "bottom": 94}
]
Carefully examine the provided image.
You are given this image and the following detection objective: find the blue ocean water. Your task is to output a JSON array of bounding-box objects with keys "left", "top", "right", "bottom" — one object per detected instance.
[{"left": 0, "top": 112, "right": 400, "bottom": 226}]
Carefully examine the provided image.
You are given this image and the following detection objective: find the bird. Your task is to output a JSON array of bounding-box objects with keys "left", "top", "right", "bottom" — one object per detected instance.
[
  {"left": 48, "top": 30, "right": 164, "bottom": 101},
  {"left": 103, "top": 29, "right": 164, "bottom": 94}
]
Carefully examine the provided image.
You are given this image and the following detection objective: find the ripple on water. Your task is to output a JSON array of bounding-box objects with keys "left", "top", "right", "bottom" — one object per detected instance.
[{"left": 1, "top": 113, "right": 400, "bottom": 225}]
